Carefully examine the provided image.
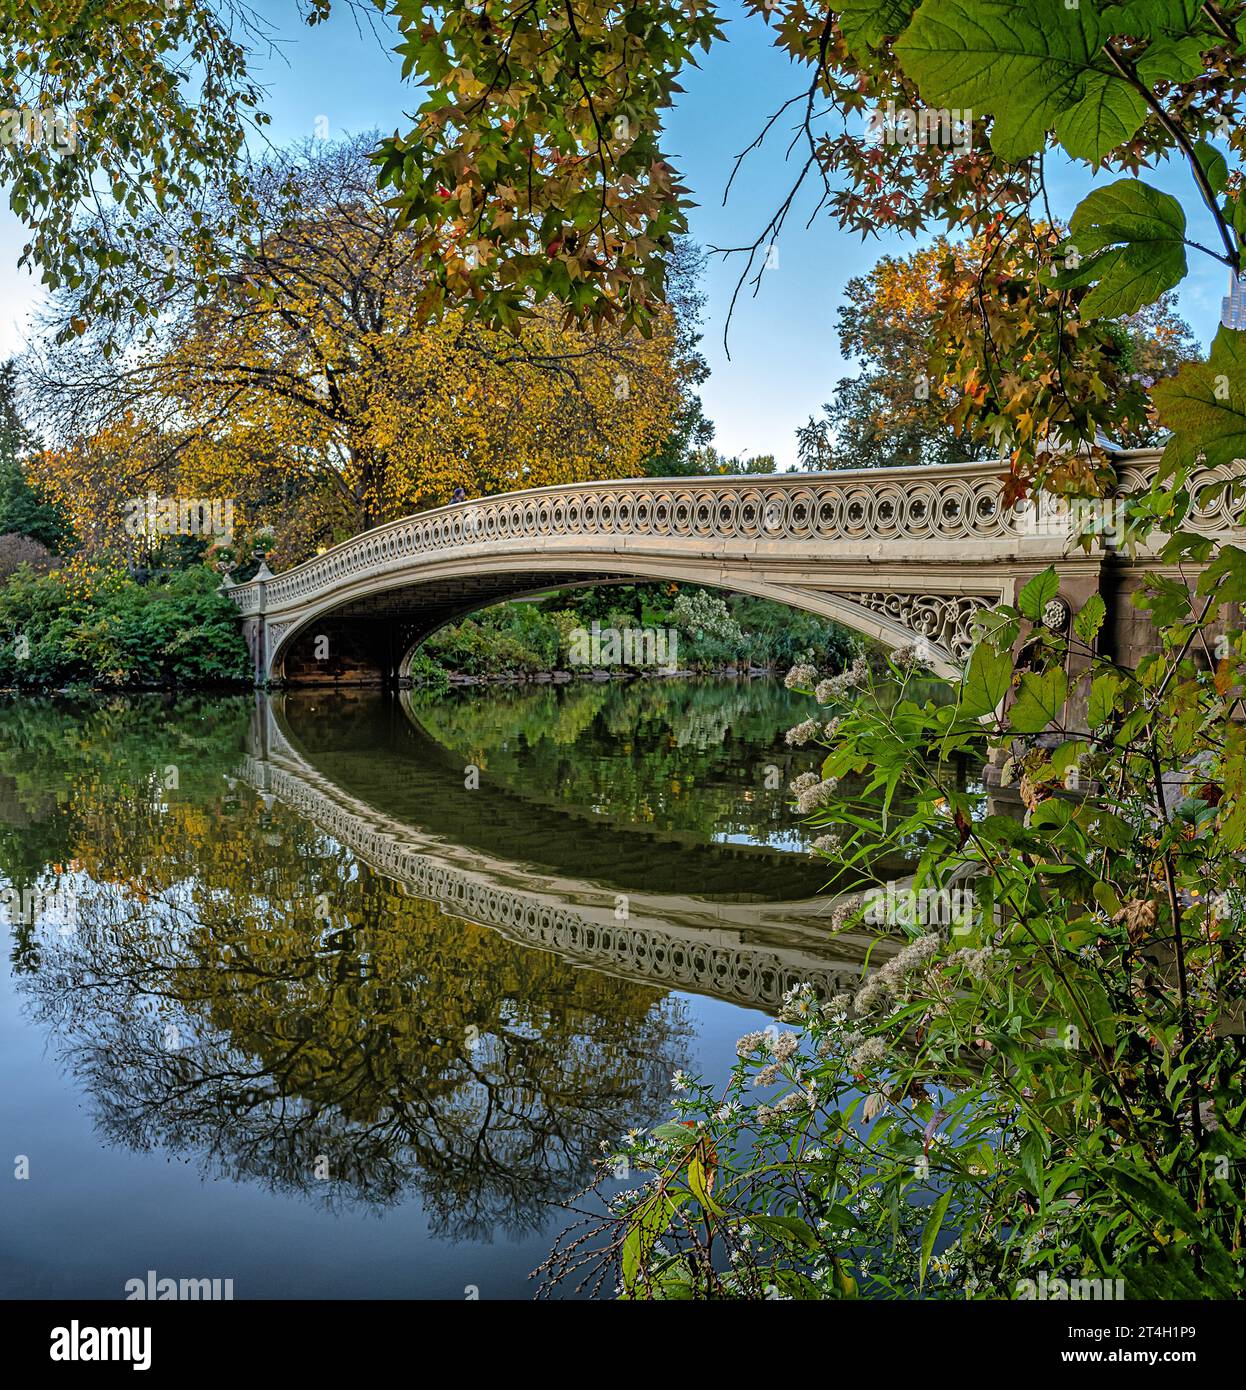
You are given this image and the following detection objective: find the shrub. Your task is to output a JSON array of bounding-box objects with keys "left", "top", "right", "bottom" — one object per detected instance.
[
  {"left": 0, "top": 565, "right": 249, "bottom": 688},
  {"left": 543, "top": 514, "right": 1246, "bottom": 1301},
  {"left": 0, "top": 534, "right": 54, "bottom": 584}
]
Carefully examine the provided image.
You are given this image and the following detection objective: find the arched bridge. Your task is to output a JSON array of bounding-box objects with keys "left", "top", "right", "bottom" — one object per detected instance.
[{"left": 228, "top": 450, "right": 1239, "bottom": 685}]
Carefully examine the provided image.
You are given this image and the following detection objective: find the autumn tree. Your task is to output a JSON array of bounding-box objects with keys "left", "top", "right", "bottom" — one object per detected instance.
[
  {"left": 23, "top": 134, "right": 683, "bottom": 566},
  {"left": 0, "top": 0, "right": 274, "bottom": 336},
  {"left": 362, "top": 1, "right": 1246, "bottom": 498},
  {"left": 641, "top": 238, "right": 715, "bottom": 475},
  {"left": 10, "top": 4, "right": 1246, "bottom": 493},
  {"left": 797, "top": 243, "right": 1203, "bottom": 471}
]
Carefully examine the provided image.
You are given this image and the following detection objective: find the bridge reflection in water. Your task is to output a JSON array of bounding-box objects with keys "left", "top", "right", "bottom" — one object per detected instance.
[
  {"left": 6, "top": 685, "right": 922, "bottom": 1262},
  {"left": 243, "top": 691, "right": 885, "bottom": 1013}
]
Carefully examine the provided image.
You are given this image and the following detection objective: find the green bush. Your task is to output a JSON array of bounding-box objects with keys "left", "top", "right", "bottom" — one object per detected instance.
[
  {"left": 421, "top": 588, "right": 862, "bottom": 677},
  {"left": 0, "top": 564, "right": 250, "bottom": 688},
  {"left": 546, "top": 524, "right": 1246, "bottom": 1301},
  {"left": 423, "top": 603, "right": 563, "bottom": 675}
]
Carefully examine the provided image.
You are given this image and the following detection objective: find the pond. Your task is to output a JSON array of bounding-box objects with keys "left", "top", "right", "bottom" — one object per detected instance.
[{"left": 0, "top": 680, "right": 892, "bottom": 1299}]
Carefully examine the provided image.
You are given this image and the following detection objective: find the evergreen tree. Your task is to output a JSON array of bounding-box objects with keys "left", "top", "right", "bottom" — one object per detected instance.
[{"left": 0, "top": 361, "right": 70, "bottom": 552}]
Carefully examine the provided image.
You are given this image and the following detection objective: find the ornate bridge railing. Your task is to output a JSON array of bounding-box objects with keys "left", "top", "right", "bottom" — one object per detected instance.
[
  {"left": 231, "top": 458, "right": 1035, "bottom": 619},
  {"left": 227, "top": 450, "right": 1242, "bottom": 682}
]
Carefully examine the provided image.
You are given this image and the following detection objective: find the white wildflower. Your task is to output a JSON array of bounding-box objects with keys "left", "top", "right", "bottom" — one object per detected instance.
[
  {"left": 767, "top": 1029, "right": 800, "bottom": 1062},
  {"left": 795, "top": 776, "right": 839, "bottom": 814},
  {"left": 848, "top": 1036, "right": 888, "bottom": 1071}
]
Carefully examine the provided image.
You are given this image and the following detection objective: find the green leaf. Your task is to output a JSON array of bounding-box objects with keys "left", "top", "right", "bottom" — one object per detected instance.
[
  {"left": 1107, "top": 0, "right": 1201, "bottom": 37},
  {"left": 961, "top": 643, "right": 1013, "bottom": 716},
  {"left": 1031, "top": 796, "right": 1074, "bottom": 828},
  {"left": 687, "top": 1150, "right": 724, "bottom": 1217},
  {"left": 620, "top": 1189, "right": 674, "bottom": 1295},
  {"left": 1153, "top": 325, "right": 1246, "bottom": 473},
  {"left": 1055, "top": 179, "right": 1187, "bottom": 318},
  {"left": 1054, "top": 72, "right": 1148, "bottom": 162},
  {"left": 919, "top": 1189, "right": 953, "bottom": 1289},
  {"left": 896, "top": 0, "right": 1131, "bottom": 162},
  {"left": 1087, "top": 672, "right": 1122, "bottom": 727},
  {"left": 651, "top": 1122, "right": 699, "bottom": 1147},
  {"left": 1093, "top": 880, "right": 1123, "bottom": 916},
  {"left": 1073, "top": 592, "right": 1106, "bottom": 644},
  {"left": 747, "top": 1214, "right": 823, "bottom": 1250},
  {"left": 1112, "top": 1168, "right": 1201, "bottom": 1235},
  {"left": 1123, "top": 1247, "right": 1236, "bottom": 1300},
  {"left": 1135, "top": 35, "right": 1207, "bottom": 85},
  {"left": 1018, "top": 568, "right": 1059, "bottom": 621},
  {"left": 1190, "top": 139, "right": 1229, "bottom": 198},
  {"left": 1198, "top": 544, "right": 1246, "bottom": 603},
  {"left": 1020, "top": 1128, "right": 1048, "bottom": 1200},
  {"left": 1010, "top": 667, "right": 1068, "bottom": 732},
  {"left": 980, "top": 813, "right": 1039, "bottom": 848},
  {"left": 829, "top": 1258, "right": 859, "bottom": 1298},
  {"left": 836, "top": 0, "right": 920, "bottom": 55}
]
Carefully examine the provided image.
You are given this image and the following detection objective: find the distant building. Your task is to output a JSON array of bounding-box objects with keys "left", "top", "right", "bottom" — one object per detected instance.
[{"left": 1222, "top": 270, "right": 1246, "bottom": 330}]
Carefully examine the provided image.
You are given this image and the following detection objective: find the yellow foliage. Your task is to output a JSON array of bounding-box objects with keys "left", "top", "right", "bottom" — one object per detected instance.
[{"left": 31, "top": 150, "right": 684, "bottom": 569}]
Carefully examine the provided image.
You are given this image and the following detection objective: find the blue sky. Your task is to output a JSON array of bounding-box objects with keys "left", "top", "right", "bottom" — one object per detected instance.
[{"left": 0, "top": 2, "right": 1232, "bottom": 468}]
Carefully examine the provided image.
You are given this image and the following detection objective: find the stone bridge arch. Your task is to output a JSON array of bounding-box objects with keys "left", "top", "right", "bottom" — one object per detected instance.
[{"left": 228, "top": 451, "right": 1237, "bottom": 687}]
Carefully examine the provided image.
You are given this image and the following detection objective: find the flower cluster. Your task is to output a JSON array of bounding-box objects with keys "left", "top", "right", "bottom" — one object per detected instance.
[
  {"left": 814, "top": 657, "right": 869, "bottom": 704},
  {"left": 784, "top": 662, "right": 818, "bottom": 690},
  {"left": 850, "top": 932, "right": 944, "bottom": 1018},
  {"left": 789, "top": 770, "right": 839, "bottom": 814}
]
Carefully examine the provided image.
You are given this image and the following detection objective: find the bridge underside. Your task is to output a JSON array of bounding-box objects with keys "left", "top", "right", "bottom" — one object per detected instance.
[
  {"left": 246, "top": 549, "right": 1035, "bottom": 686},
  {"left": 274, "top": 568, "right": 641, "bottom": 685}
]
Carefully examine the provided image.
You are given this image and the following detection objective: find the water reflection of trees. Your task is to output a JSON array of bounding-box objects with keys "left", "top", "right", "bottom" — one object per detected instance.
[
  {"left": 5, "top": 698, "right": 692, "bottom": 1240},
  {"left": 403, "top": 678, "right": 819, "bottom": 842},
  {"left": 0, "top": 694, "right": 254, "bottom": 973},
  {"left": 24, "top": 808, "right": 690, "bottom": 1236}
]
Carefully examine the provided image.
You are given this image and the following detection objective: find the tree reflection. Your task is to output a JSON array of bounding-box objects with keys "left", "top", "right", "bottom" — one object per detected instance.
[{"left": 6, "top": 699, "right": 692, "bottom": 1240}]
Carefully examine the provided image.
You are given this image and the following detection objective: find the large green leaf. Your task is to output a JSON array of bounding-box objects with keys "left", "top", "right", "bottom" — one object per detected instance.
[
  {"left": 1053, "top": 73, "right": 1149, "bottom": 162},
  {"left": 1073, "top": 593, "right": 1106, "bottom": 645},
  {"left": 896, "top": 0, "right": 1138, "bottom": 162},
  {"left": 836, "top": 0, "right": 921, "bottom": 55},
  {"left": 961, "top": 644, "right": 1013, "bottom": 716},
  {"left": 1010, "top": 667, "right": 1068, "bottom": 732},
  {"left": 1105, "top": 0, "right": 1202, "bottom": 40},
  {"left": 1018, "top": 567, "right": 1059, "bottom": 621},
  {"left": 918, "top": 1189, "right": 953, "bottom": 1288},
  {"left": 1135, "top": 34, "right": 1207, "bottom": 84},
  {"left": 1087, "top": 672, "right": 1122, "bottom": 728},
  {"left": 1153, "top": 325, "right": 1246, "bottom": 472},
  {"left": 1054, "top": 179, "right": 1187, "bottom": 318}
]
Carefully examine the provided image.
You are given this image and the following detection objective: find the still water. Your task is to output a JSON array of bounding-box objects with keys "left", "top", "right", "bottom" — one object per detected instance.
[{"left": 0, "top": 680, "right": 876, "bottom": 1299}]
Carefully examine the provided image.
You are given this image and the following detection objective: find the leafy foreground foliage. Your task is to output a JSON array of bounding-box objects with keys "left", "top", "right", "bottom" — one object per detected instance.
[
  {"left": 368, "top": 0, "right": 1246, "bottom": 501},
  {"left": 0, "top": 564, "right": 249, "bottom": 688},
  {"left": 540, "top": 476, "right": 1246, "bottom": 1300}
]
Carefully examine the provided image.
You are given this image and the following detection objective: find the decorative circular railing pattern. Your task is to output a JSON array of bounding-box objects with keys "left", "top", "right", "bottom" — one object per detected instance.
[{"left": 1115, "top": 462, "right": 1244, "bottom": 534}]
